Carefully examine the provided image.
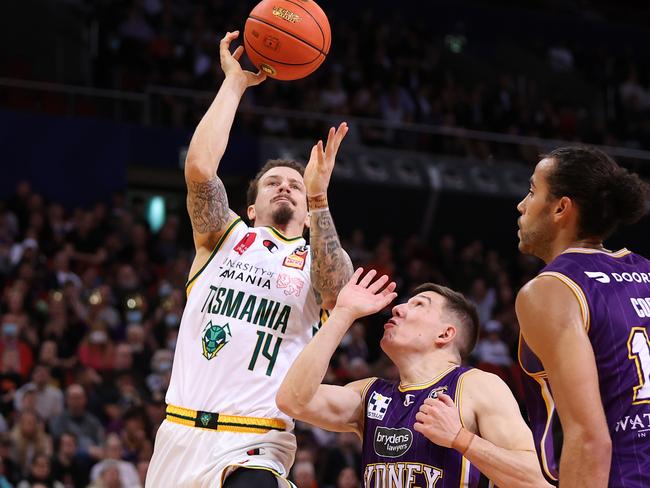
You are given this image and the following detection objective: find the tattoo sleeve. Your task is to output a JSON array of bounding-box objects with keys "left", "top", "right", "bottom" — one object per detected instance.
[
  {"left": 186, "top": 175, "right": 233, "bottom": 234},
  {"left": 310, "top": 209, "right": 353, "bottom": 307}
]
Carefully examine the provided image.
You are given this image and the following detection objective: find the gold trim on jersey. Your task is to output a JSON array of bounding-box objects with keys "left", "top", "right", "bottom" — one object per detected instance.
[
  {"left": 533, "top": 376, "right": 559, "bottom": 483},
  {"left": 185, "top": 217, "right": 243, "bottom": 297},
  {"left": 518, "top": 334, "right": 547, "bottom": 379},
  {"left": 537, "top": 271, "right": 591, "bottom": 333},
  {"left": 360, "top": 377, "right": 379, "bottom": 434},
  {"left": 165, "top": 404, "right": 286, "bottom": 433},
  {"left": 398, "top": 365, "right": 459, "bottom": 392},
  {"left": 265, "top": 226, "right": 304, "bottom": 243},
  {"left": 561, "top": 247, "right": 631, "bottom": 258},
  {"left": 454, "top": 371, "right": 472, "bottom": 488}
]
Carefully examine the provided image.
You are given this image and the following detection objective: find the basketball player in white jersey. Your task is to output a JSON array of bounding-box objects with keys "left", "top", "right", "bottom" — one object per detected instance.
[{"left": 146, "top": 31, "right": 353, "bottom": 488}]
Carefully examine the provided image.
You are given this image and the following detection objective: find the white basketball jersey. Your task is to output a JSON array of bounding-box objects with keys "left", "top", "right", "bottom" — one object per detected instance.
[{"left": 166, "top": 217, "right": 323, "bottom": 426}]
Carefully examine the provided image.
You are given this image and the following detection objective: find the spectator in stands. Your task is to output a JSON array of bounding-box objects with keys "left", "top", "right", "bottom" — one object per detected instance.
[
  {"left": 9, "top": 410, "right": 52, "bottom": 475},
  {"left": 16, "top": 452, "right": 64, "bottom": 488},
  {"left": 14, "top": 364, "right": 64, "bottom": 423},
  {"left": 89, "top": 433, "right": 141, "bottom": 488},
  {"left": 49, "top": 384, "right": 104, "bottom": 460},
  {"left": 474, "top": 320, "right": 512, "bottom": 368},
  {"left": 50, "top": 431, "right": 92, "bottom": 488},
  {"left": 292, "top": 461, "right": 318, "bottom": 488},
  {"left": 336, "top": 467, "right": 360, "bottom": 488}
]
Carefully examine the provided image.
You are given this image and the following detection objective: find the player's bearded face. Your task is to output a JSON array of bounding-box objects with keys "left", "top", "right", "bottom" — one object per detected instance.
[
  {"left": 517, "top": 160, "right": 556, "bottom": 258},
  {"left": 271, "top": 201, "right": 294, "bottom": 226}
]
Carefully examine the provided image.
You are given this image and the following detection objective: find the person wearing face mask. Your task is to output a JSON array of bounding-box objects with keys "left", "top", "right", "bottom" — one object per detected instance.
[
  {"left": 146, "top": 31, "right": 353, "bottom": 488},
  {"left": 0, "top": 318, "right": 33, "bottom": 379},
  {"left": 277, "top": 270, "right": 550, "bottom": 488},
  {"left": 77, "top": 326, "right": 114, "bottom": 373}
]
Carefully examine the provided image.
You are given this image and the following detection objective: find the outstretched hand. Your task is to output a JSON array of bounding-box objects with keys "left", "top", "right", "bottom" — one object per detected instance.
[
  {"left": 219, "top": 31, "right": 266, "bottom": 88},
  {"left": 334, "top": 268, "right": 397, "bottom": 320},
  {"left": 304, "top": 122, "right": 349, "bottom": 196}
]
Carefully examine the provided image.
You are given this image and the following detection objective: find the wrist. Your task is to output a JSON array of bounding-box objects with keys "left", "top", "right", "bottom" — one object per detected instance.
[
  {"left": 308, "top": 192, "right": 328, "bottom": 210},
  {"left": 451, "top": 427, "right": 475, "bottom": 455},
  {"left": 329, "top": 306, "right": 358, "bottom": 326},
  {"left": 222, "top": 75, "right": 248, "bottom": 96}
]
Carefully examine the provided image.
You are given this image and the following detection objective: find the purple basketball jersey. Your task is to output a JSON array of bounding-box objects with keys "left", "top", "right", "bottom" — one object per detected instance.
[
  {"left": 361, "top": 365, "right": 491, "bottom": 487},
  {"left": 519, "top": 248, "right": 650, "bottom": 487}
]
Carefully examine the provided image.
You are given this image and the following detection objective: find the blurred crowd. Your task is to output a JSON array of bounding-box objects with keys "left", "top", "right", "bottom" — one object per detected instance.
[
  {"left": 3, "top": 1, "right": 650, "bottom": 165},
  {"left": 0, "top": 182, "right": 542, "bottom": 487}
]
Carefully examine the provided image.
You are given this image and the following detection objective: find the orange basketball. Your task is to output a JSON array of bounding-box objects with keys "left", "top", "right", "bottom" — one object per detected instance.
[{"left": 244, "top": 0, "right": 331, "bottom": 81}]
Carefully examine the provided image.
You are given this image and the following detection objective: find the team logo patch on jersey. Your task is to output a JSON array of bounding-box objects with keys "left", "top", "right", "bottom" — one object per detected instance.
[
  {"left": 276, "top": 273, "right": 304, "bottom": 297},
  {"left": 201, "top": 322, "right": 232, "bottom": 360},
  {"left": 234, "top": 232, "right": 257, "bottom": 255},
  {"left": 367, "top": 391, "right": 392, "bottom": 420},
  {"left": 374, "top": 427, "right": 413, "bottom": 458},
  {"left": 428, "top": 386, "right": 448, "bottom": 399},
  {"left": 263, "top": 239, "right": 278, "bottom": 253},
  {"left": 283, "top": 245, "right": 308, "bottom": 270},
  {"left": 403, "top": 394, "right": 416, "bottom": 407}
]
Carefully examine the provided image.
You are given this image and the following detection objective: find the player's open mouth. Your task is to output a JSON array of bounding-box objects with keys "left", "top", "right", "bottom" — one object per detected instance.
[{"left": 384, "top": 319, "right": 397, "bottom": 329}]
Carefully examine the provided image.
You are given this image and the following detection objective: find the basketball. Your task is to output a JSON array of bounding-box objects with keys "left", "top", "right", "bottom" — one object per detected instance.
[{"left": 244, "top": 0, "right": 331, "bottom": 81}]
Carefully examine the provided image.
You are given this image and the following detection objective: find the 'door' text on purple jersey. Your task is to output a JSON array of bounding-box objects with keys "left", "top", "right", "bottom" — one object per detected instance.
[{"left": 519, "top": 248, "right": 650, "bottom": 488}]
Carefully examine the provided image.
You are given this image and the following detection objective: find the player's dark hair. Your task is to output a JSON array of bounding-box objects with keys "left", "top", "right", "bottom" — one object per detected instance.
[
  {"left": 412, "top": 283, "right": 479, "bottom": 360},
  {"left": 246, "top": 159, "right": 306, "bottom": 207},
  {"left": 544, "top": 146, "right": 649, "bottom": 240}
]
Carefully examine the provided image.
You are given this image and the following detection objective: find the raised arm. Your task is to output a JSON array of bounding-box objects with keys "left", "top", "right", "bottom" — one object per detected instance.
[
  {"left": 516, "top": 276, "right": 611, "bottom": 487},
  {"left": 185, "top": 31, "right": 266, "bottom": 252},
  {"left": 276, "top": 268, "right": 397, "bottom": 433},
  {"left": 414, "top": 371, "right": 550, "bottom": 488},
  {"left": 304, "top": 123, "right": 354, "bottom": 309}
]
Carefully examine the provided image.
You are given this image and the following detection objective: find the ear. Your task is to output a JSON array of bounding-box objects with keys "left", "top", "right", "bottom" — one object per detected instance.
[
  {"left": 304, "top": 212, "right": 311, "bottom": 229},
  {"left": 435, "top": 325, "right": 457, "bottom": 347},
  {"left": 553, "top": 196, "right": 574, "bottom": 223},
  {"left": 247, "top": 205, "right": 256, "bottom": 222}
]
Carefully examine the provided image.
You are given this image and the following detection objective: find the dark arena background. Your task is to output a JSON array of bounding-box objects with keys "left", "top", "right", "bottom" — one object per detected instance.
[{"left": 0, "top": 1, "right": 649, "bottom": 487}]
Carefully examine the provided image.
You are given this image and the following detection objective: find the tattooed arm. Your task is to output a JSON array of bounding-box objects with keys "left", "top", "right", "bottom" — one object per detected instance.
[
  {"left": 303, "top": 123, "right": 353, "bottom": 309},
  {"left": 185, "top": 31, "right": 265, "bottom": 252},
  {"left": 309, "top": 208, "right": 353, "bottom": 309}
]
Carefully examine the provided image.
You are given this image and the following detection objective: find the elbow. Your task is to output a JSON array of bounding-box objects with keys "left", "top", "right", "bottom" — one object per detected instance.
[
  {"left": 184, "top": 157, "right": 215, "bottom": 182},
  {"left": 275, "top": 388, "right": 301, "bottom": 419}
]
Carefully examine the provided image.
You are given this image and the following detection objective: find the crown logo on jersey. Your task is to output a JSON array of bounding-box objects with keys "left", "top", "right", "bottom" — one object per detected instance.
[
  {"left": 367, "top": 391, "right": 392, "bottom": 420},
  {"left": 427, "top": 386, "right": 448, "bottom": 399},
  {"left": 201, "top": 322, "right": 232, "bottom": 360}
]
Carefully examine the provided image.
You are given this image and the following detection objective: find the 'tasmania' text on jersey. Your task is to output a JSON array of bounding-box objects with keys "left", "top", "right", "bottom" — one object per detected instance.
[{"left": 166, "top": 218, "right": 324, "bottom": 426}]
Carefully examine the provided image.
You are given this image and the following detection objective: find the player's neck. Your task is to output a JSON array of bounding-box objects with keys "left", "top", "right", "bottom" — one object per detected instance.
[
  {"left": 395, "top": 351, "right": 460, "bottom": 387},
  {"left": 256, "top": 219, "right": 304, "bottom": 239},
  {"left": 545, "top": 236, "right": 605, "bottom": 263}
]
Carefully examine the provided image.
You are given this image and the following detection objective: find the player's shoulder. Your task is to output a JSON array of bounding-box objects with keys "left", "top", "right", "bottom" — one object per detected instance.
[
  {"left": 458, "top": 369, "right": 513, "bottom": 408},
  {"left": 460, "top": 368, "right": 507, "bottom": 391}
]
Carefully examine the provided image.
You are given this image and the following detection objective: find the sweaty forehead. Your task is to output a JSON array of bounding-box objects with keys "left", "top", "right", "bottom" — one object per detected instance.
[{"left": 261, "top": 166, "right": 304, "bottom": 183}]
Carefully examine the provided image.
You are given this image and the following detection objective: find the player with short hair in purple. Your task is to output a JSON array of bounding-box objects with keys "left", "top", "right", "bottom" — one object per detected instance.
[{"left": 277, "top": 268, "right": 550, "bottom": 487}]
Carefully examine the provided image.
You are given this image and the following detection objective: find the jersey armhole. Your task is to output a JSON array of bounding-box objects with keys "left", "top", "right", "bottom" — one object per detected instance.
[
  {"left": 358, "top": 377, "right": 378, "bottom": 436},
  {"left": 186, "top": 217, "right": 244, "bottom": 297},
  {"left": 454, "top": 371, "right": 471, "bottom": 430},
  {"left": 537, "top": 271, "right": 591, "bottom": 332}
]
